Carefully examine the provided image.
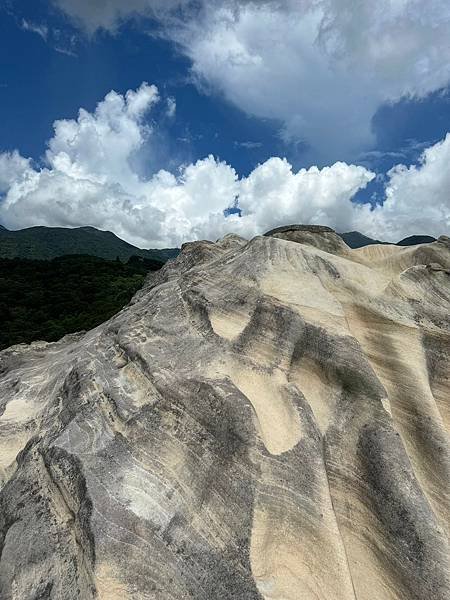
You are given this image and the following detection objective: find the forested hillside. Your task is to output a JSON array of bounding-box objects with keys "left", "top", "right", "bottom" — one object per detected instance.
[
  {"left": 0, "top": 254, "right": 160, "bottom": 350},
  {"left": 0, "top": 225, "right": 178, "bottom": 262}
]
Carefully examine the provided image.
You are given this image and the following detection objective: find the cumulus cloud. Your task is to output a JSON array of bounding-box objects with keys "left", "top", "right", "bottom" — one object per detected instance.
[
  {"left": 0, "top": 83, "right": 240, "bottom": 247},
  {"left": 52, "top": 0, "right": 450, "bottom": 161},
  {"left": 237, "top": 159, "right": 375, "bottom": 236},
  {"left": 362, "top": 134, "right": 450, "bottom": 241},
  {"left": 0, "top": 152, "right": 31, "bottom": 194},
  {"left": 0, "top": 83, "right": 448, "bottom": 247}
]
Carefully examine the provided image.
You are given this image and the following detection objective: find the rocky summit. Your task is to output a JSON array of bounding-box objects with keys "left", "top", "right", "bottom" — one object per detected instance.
[{"left": 0, "top": 226, "right": 449, "bottom": 600}]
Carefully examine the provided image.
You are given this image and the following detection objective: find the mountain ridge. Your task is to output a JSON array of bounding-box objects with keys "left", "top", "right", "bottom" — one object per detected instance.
[
  {"left": 337, "top": 230, "right": 387, "bottom": 248},
  {"left": 0, "top": 224, "right": 438, "bottom": 261},
  {"left": 0, "top": 225, "right": 178, "bottom": 263}
]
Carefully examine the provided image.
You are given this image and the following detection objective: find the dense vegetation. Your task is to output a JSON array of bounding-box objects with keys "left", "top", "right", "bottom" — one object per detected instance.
[
  {"left": 0, "top": 254, "right": 162, "bottom": 350},
  {"left": 0, "top": 225, "right": 179, "bottom": 262}
]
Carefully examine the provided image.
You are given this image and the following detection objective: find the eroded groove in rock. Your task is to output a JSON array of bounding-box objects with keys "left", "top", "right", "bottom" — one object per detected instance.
[{"left": 0, "top": 226, "right": 449, "bottom": 599}]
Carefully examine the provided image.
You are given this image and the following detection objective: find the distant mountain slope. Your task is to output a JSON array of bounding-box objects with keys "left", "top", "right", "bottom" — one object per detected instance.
[
  {"left": 148, "top": 246, "right": 180, "bottom": 262},
  {"left": 338, "top": 231, "right": 386, "bottom": 248},
  {"left": 0, "top": 225, "right": 178, "bottom": 263},
  {"left": 339, "top": 231, "right": 439, "bottom": 248},
  {"left": 397, "top": 234, "right": 437, "bottom": 246}
]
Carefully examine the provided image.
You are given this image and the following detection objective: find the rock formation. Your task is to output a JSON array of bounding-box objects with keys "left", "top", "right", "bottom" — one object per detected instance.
[{"left": 0, "top": 226, "right": 449, "bottom": 600}]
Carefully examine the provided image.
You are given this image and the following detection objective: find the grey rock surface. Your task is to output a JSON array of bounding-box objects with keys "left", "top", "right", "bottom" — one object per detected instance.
[
  {"left": 0, "top": 227, "right": 449, "bottom": 599},
  {"left": 265, "top": 224, "right": 350, "bottom": 256}
]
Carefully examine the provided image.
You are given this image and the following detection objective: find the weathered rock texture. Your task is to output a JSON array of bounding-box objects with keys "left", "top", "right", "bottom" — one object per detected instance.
[{"left": 0, "top": 226, "right": 449, "bottom": 600}]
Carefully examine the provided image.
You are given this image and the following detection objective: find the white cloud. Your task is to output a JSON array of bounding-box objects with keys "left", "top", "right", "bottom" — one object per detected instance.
[
  {"left": 361, "top": 134, "right": 450, "bottom": 241},
  {"left": 0, "top": 152, "right": 31, "bottom": 194},
  {"left": 52, "top": 0, "right": 450, "bottom": 161},
  {"left": 237, "top": 158, "right": 375, "bottom": 236},
  {"left": 20, "top": 17, "right": 79, "bottom": 57},
  {"left": 52, "top": 0, "right": 187, "bottom": 33},
  {"left": 166, "top": 97, "right": 176, "bottom": 118},
  {"left": 0, "top": 83, "right": 448, "bottom": 247},
  {"left": 54, "top": 45, "right": 78, "bottom": 58},
  {"left": 235, "top": 141, "right": 262, "bottom": 149},
  {"left": 21, "top": 19, "right": 49, "bottom": 41},
  {"left": 0, "top": 84, "right": 240, "bottom": 247}
]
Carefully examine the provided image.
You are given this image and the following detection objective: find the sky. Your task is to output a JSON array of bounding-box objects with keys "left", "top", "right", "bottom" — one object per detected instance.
[{"left": 0, "top": 0, "right": 450, "bottom": 247}]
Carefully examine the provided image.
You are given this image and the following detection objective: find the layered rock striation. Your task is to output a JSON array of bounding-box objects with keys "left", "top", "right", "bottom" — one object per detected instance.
[{"left": 0, "top": 226, "right": 449, "bottom": 599}]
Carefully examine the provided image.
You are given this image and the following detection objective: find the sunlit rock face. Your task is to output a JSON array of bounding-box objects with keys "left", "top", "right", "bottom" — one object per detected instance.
[{"left": 0, "top": 226, "right": 449, "bottom": 600}]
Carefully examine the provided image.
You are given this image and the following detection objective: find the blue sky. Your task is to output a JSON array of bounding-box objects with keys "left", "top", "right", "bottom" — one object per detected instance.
[
  {"left": 0, "top": 0, "right": 449, "bottom": 246},
  {"left": 1, "top": 0, "right": 285, "bottom": 175}
]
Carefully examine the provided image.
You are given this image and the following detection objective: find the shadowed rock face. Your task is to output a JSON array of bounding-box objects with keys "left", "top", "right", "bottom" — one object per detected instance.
[{"left": 0, "top": 226, "right": 449, "bottom": 600}]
